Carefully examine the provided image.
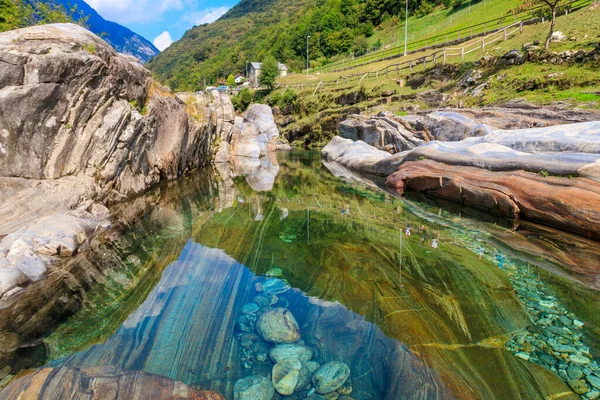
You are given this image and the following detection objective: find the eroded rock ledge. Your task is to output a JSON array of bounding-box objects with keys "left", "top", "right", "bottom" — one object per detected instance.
[
  {"left": 323, "top": 112, "right": 600, "bottom": 239},
  {"left": 0, "top": 24, "right": 236, "bottom": 299}
]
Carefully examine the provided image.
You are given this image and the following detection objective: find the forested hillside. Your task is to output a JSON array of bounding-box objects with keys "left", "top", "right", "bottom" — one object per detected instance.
[{"left": 147, "top": 0, "right": 469, "bottom": 91}]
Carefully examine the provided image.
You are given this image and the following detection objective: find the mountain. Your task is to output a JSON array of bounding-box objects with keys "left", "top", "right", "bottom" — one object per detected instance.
[
  {"left": 47, "top": 0, "right": 159, "bottom": 63},
  {"left": 146, "top": 0, "right": 454, "bottom": 91}
]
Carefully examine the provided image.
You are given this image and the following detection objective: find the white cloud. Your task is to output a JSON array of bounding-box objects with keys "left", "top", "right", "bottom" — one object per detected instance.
[
  {"left": 153, "top": 31, "right": 174, "bottom": 51},
  {"left": 86, "top": 0, "right": 185, "bottom": 23},
  {"left": 183, "top": 6, "right": 230, "bottom": 26}
]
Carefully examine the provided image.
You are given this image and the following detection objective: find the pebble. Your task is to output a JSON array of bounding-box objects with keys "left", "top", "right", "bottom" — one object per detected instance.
[
  {"left": 587, "top": 390, "right": 600, "bottom": 400},
  {"left": 587, "top": 375, "right": 600, "bottom": 390},
  {"left": 241, "top": 303, "right": 260, "bottom": 315},
  {"left": 570, "top": 355, "right": 592, "bottom": 365},
  {"left": 568, "top": 366, "right": 584, "bottom": 380},
  {"left": 569, "top": 379, "right": 590, "bottom": 395}
]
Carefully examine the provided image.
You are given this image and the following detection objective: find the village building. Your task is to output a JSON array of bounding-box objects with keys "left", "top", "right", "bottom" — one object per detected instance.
[{"left": 248, "top": 62, "right": 288, "bottom": 86}]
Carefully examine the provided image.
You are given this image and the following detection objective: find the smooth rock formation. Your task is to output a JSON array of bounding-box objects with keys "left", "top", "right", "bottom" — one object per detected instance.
[
  {"left": 402, "top": 111, "right": 494, "bottom": 141},
  {"left": 326, "top": 111, "right": 600, "bottom": 238},
  {"left": 0, "top": 366, "right": 225, "bottom": 399},
  {"left": 234, "top": 375, "right": 275, "bottom": 400},
  {"left": 229, "top": 104, "right": 280, "bottom": 159},
  {"left": 255, "top": 307, "right": 301, "bottom": 344},
  {"left": 321, "top": 136, "right": 404, "bottom": 176},
  {"left": 400, "top": 122, "right": 600, "bottom": 179},
  {"left": 338, "top": 113, "right": 426, "bottom": 153},
  {"left": 386, "top": 160, "right": 600, "bottom": 239},
  {"left": 0, "top": 24, "right": 237, "bottom": 298},
  {"left": 0, "top": 203, "right": 110, "bottom": 298},
  {"left": 311, "top": 361, "right": 351, "bottom": 395},
  {"left": 0, "top": 24, "right": 233, "bottom": 201}
]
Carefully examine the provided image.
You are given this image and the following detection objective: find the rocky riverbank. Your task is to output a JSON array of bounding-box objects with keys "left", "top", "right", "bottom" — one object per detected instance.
[
  {"left": 322, "top": 111, "right": 600, "bottom": 239},
  {"left": 0, "top": 24, "right": 285, "bottom": 302}
]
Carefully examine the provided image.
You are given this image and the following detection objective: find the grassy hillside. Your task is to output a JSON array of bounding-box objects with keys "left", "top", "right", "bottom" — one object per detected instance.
[{"left": 147, "top": 0, "right": 526, "bottom": 91}]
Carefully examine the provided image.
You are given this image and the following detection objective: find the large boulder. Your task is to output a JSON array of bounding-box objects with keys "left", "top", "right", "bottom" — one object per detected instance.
[
  {"left": 338, "top": 114, "right": 425, "bottom": 153},
  {"left": 401, "top": 112, "right": 494, "bottom": 141},
  {"left": 321, "top": 136, "right": 405, "bottom": 176},
  {"left": 230, "top": 104, "right": 280, "bottom": 158},
  {"left": 255, "top": 307, "right": 301, "bottom": 344}
]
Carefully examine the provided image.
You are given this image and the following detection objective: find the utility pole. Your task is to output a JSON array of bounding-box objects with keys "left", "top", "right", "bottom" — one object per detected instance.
[
  {"left": 399, "top": 228, "right": 404, "bottom": 287},
  {"left": 245, "top": 61, "right": 249, "bottom": 81},
  {"left": 404, "top": 0, "right": 409, "bottom": 56},
  {"left": 306, "top": 35, "right": 311, "bottom": 76}
]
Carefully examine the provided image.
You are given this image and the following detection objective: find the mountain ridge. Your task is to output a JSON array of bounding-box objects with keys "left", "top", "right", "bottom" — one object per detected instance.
[{"left": 47, "top": 0, "right": 159, "bottom": 63}]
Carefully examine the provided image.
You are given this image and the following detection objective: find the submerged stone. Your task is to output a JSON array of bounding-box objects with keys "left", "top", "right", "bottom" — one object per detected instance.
[
  {"left": 272, "top": 358, "right": 309, "bottom": 395},
  {"left": 256, "top": 308, "right": 301, "bottom": 344},
  {"left": 567, "top": 365, "right": 584, "bottom": 380},
  {"left": 312, "top": 361, "right": 350, "bottom": 394},
  {"left": 265, "top": 268, "right": 283, "bottom": 277},
  {"left": 262, "top": 279, "right": 290, "bottom": 295},
  {"left": 570, "top": 354, "right": 591, "bottom": 365},
  {"left": 587, "top": 375, "right": 600, "bottom": 390},
  {"left": 241, "top": 303, "right": 260, "bottom": 315},
  {"left": 270, "top": 344, "right": 313, "bottom": 363},
  {"left": 234, "top": 375, "right": 275, "bottom": 400},
  {"left": 568, "top": 379, "right": 589, "bottom": 395}
]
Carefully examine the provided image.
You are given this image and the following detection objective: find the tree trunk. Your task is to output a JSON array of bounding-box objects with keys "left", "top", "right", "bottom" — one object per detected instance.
[{"left": 545, "top": 8, "right": 557, "bottom": 50}]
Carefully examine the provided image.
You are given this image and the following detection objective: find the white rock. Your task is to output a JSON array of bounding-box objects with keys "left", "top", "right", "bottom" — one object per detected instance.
[{"left": 0, "top": 267, "right": 29, "bottom": 297}]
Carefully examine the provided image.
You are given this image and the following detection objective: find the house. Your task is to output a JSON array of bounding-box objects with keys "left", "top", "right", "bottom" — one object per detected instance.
[
  {"left": 248, "top": 62, "right": 288, "bottom": 86},
  {"left": 234, "top": 74, "right": 245, "bottom": 84}
]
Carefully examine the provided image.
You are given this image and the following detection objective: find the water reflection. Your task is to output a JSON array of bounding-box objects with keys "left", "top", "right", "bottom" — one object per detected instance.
[{"left": 1, "top": 151, "right": 599, "bottom": 400}]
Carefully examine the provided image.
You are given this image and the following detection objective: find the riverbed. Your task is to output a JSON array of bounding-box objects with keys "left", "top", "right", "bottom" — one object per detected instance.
[{"left": 1, "top": 151, "right": 599, "bottom": 400}]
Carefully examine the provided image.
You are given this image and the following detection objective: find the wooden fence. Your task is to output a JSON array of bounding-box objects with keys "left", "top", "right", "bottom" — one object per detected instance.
[{"left": 283, "top": 20, "right": 524, "bottom": 93}]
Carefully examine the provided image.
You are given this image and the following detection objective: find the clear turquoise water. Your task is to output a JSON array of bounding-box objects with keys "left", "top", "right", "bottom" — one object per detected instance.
[{"left": 4, "top": 151, "right": 600, "bottom": 399}]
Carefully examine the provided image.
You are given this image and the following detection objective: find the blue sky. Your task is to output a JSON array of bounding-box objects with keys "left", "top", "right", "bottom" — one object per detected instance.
[{"left": 85, "top": 0, "right": 233, "bottom": 51}]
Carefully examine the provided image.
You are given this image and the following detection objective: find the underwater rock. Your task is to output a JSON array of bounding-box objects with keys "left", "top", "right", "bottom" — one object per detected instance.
[
  {"left": 256, "top": 308, "right": 301, "bottom": 344},
  {"left": 0, "top": 366, "right": 225, "bottom": 399},
  {"left": 265, "top": 268, "right": 282, "bottom": 277},
  {"left": 270, "top": 343, "right": 313, "bottom": 363},
  {"left": 242, "top": 303, "right": 261, "bottom": 315},
  {"left": 306, "top": 361, "right": 321, "bottom": 374},
  {"left": 253, "top": 295, "right": 271, "bottom": 308},
  {"left": 272, "top": 358, "right": 310, "bottom": 395},
  {"left": 262, "top": 278, "right": 290, "bottom": 295},
  {"left": 312, "top": 362, "right": 351, "bottom": 395},
  {"left": 234, "top": 375, "right": 275, "bottom": 400},
  {"left": 568, "top": 379, "right": 590, "bottom": 395},
  {"left": 251, "top": 341, "right": 272, "bottom": 364}
]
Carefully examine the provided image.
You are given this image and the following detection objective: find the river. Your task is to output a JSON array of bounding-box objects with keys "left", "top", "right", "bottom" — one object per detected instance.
[{"left": 1, "top": 151, "right": 599, "bottom": 399}]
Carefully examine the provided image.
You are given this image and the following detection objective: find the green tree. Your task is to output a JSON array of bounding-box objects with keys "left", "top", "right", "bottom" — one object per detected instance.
[
  {"left": 0, "top": 0, "right": 21, "bottom": 32},
  {"left": 1, "top": 0, "right": 87, "bottom": 33},
  {"left": 259, "top": 55, "right": 279, "bottom": 90},
  {"left": 226, "top": 74, "right": 235, "bottom": 86},
  {"left": 511, "top": 0, "right": 569, "bottom": 49},
  {"left": 232, "top": 88, "right": 254, "bottom": 111}
]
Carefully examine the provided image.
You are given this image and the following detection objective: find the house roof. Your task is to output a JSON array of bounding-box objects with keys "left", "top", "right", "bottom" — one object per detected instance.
[{"left": 250, "top": 62, "right": 288, "bottom": 71}]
